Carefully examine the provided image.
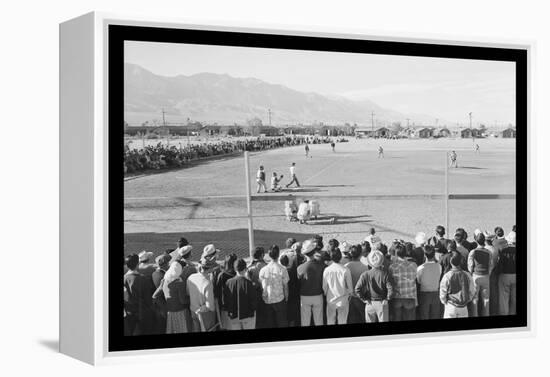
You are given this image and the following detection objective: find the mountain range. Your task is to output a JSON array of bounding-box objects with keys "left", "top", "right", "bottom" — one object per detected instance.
[{"left": 124, "top": 62, "right": 441, "bottom": 127}]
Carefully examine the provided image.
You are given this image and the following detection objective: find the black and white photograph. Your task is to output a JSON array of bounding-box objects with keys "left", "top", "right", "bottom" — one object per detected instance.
[{"left": 116, "top": 27, "right": 526, "bottom": 349}]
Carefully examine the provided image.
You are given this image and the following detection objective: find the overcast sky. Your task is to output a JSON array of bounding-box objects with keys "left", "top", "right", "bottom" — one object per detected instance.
[{"left": 125, "top": 41, "right": 516, "bottom": 126}]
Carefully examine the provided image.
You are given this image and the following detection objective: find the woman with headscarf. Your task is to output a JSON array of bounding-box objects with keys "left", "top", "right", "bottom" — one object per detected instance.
[{"left": 153, "top": 260, "right": 190, "bottom": 334}]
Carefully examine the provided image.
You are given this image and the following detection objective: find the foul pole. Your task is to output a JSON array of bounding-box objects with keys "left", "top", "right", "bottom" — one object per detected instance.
[
  {"left": 244, "top": 151, "right": 255, "bottom": 258},
  {"left": 444, "top": 151, "right": 449, "bottom": 233}
]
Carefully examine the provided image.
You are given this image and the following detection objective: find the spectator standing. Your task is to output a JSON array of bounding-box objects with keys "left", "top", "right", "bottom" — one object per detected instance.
[
  {"left": 187, "top": 259, "right": 217, "bottom": 332},
  {"left": 224, "top": 259, "right": 257, "bottom": 330},
  {"left": 322, "top": 249, "right": 353, "bottom": 325},
  {"left": 259, "top": 245, "right": 290, "bottom": 328},
  {"left": 411, "top": 232, "right": 427, "bottom": 267},
  {"left": 467, "top": 232, "right": 493, "bottom": 317},
  {"left": 297, "top": 240, "right": 325, "bottom": 326},
  {"left": 123, "top": 254, "right": 155, "bottom": 335},
  {"left": 215, "top": 253, "right": 238, "bottom": 330},
  {"left": 497, "top": 232, "right": 517, "bottom": 315},
  {"left": 440, "top": 254, "right": 477, "bottom": 318},
  {"left": 428, "top": 225, "right": 448, "bottom": 262},
  {"left": 153, "top": 261, "right": 190, "bottom": 334},
  {"left": 151, "top": 254, "right": 171, "bottom": 333},
  {"left": 388, "top": 244, "right": 417, "bottom": 321},
  {"left": 248, "top": 247, "right": 267, "bottom": 328},
  {"left": 355, "top": 250, "right": 393, "bottom": 323},
  {"left": 416, "top": 245, "right": 442, "bottom": 320},
  {"left": 345, "top": 245, "right": 369, "bottom": 323}
]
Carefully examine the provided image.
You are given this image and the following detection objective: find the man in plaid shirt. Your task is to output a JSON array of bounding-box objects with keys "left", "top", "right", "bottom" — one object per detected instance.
[{"left": 388, "top": 244, "right": 417, "bottom": 321}]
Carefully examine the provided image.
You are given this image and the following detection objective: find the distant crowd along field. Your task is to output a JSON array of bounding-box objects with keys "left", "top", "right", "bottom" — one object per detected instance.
[{"left": 123, "top": 135, "right": 348, "bottom": 174}]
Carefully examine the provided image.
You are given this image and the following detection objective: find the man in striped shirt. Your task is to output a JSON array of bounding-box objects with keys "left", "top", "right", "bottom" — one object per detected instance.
[{"left": 388, "top": 244, "right": 417, "bottom": 321}]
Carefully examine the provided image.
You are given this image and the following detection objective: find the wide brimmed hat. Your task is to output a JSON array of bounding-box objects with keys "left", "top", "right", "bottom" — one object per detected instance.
[
  {"left": 138, "top": 250, "right": 154, "bottom": 263},
  {"left": 302, "top": 239, "right": 317, "bottom": 256},
  {"left": 200, "top": 258, "right": 218, "bottom": 272},
  {"left": 177, "top": 245, "right": 193, "bottom": 258},
  {"left": 367, "top": 250, "right": 384, "bottom": 268},
  {"left": 201, "top": 244, "right": 219, "bottom": 259}
]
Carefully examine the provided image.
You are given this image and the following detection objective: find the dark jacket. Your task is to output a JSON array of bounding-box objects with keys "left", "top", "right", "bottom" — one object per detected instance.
[
  {"left": 215, "top": 270, "right": 236, "bottom": 310},
  {"left": 124, "top": 271, "right": 154, "bottom": 317},
  {"left": 224, "top": 275, "right": 257, "bottom": 320},
  {"left": 468, "top": 247, "right": 491, "bottom": 275},
  {"left": 497, "top": 245, "right": 516, "bottom": 274},
  {"left": 440, "top": 251, "right": 467, "bottom": 279},
  {"left": 297, "top": 259, "right": 325, "bottom": 296},
  {"left": 355, "top": 267, "right": 393, "bottom": 301}
]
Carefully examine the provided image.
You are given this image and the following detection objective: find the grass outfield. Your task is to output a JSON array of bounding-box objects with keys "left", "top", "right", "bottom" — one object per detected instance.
[{"left": 124, "top": 137, "right": 516, "bottom": 261}]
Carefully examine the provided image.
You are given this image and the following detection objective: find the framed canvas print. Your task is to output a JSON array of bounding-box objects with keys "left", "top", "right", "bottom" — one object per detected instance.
[{"left": 59, "top": 12, "right": 531, "bottom": 364}]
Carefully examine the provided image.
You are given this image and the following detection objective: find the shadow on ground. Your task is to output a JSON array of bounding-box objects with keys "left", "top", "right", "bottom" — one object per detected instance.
[
  {"left": 38, "top": 339, "right": 59, "bottom": 353},
  {"left": 125, "top": 229, "right": 326, "bottom": 261}
]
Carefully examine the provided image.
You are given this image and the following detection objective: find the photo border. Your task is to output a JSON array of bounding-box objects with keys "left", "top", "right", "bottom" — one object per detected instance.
[{"left": 108, "top": 24, "right": 528, "bottom": 352}]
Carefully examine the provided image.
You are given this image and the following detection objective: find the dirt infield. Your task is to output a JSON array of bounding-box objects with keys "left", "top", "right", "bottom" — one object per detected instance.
[{"left": 124, "top": 137, "right": 516, "bottom": 261}]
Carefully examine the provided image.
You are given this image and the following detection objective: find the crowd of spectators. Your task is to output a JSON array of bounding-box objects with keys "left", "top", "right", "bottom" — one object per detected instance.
[
  {"left": 124, "top": 136, "right": 308, "bottom": 174},
  {"left": 123, "top": 224, "right": 517, "bottom": 335}
]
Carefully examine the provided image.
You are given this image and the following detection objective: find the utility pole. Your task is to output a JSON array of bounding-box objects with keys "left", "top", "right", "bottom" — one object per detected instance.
[
  {"left": 371, "top": 111, "right": 375, "bottom": 137},
  {"left": 469, "top": 112, "right": 472, "bottom": 129},
  {"left": 268, "top": 108, "right": 272, "bottom": 127},
  {"left": 162, "top": 108, "right": 166, "bottom": 127},
  {"left": 406, "top": 118, "right": 410, "bottom": 128}
]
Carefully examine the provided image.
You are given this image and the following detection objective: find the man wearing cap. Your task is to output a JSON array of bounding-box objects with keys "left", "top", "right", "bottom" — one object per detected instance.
[
  {"left": 345, "top": 245, "right": 369, "bottom": 323},
  {"left": 440, "top": 254, "right": 477, "bottom": 318},
  {"left": 497, "top": 232, "right": 516, "bottom": 315},
  {"left": 355, "top": 249, "right": 393, "bottom": 322},
  {"left": 297, "top": 239, "right": 325, "bottom": 326},
  {"left": 322, "top": 248, "right": 353, "bottom": 325},
  {"left": 388, "top": 244, "right": 418, "bottom": 321},
  {"left": 259, "top": 245, "right": 290, "bottom": 328},
  {"left": 186, "top": 258, "right": 217, "bottom": 332},
  {"left": 467, "top": 232, "right": 493, "bottom": 317},
  {"left": 416, "top": 245, "right": 442, "bottom": 320}
]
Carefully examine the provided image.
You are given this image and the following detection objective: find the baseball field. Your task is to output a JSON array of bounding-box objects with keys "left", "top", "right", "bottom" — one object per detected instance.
[{"left": 124, "top": 137, "right": 516, "bottom": 261}]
